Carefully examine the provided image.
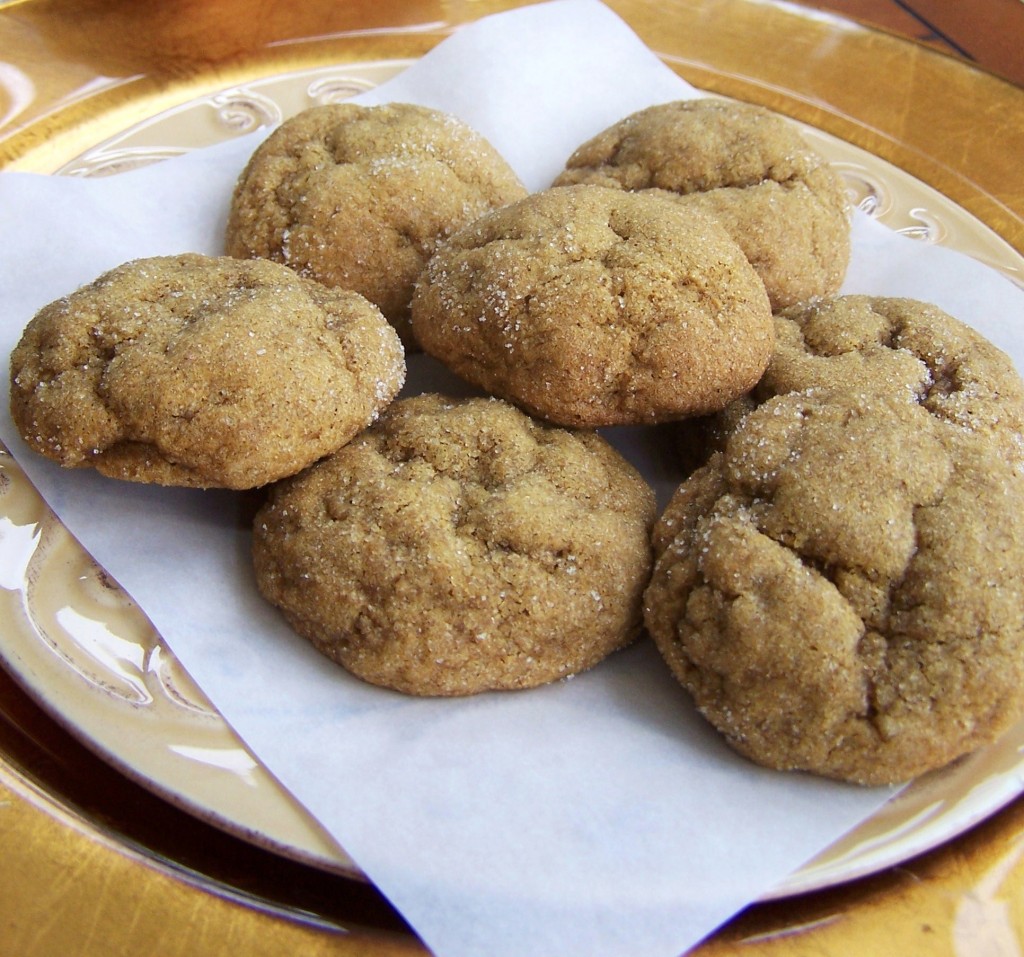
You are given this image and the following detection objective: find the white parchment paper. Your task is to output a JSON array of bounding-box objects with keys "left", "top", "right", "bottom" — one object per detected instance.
[{"left": 1, "top": 2, "right": 1023, "bottom": 955}]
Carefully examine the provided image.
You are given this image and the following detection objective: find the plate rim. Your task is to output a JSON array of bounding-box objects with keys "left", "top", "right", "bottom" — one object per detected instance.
[{"left": 0, "top": 14, "right": 1019, "bottom": 937}]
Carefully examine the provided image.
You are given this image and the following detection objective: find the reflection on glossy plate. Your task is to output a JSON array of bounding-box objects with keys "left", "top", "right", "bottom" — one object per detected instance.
[{"left": 1, "top": 61, "right": 1023, "bottom": 901}]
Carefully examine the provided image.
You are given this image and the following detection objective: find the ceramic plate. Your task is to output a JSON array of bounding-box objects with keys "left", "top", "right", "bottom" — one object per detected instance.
[{"left": 1, "top": 60, "right": 1023, "bottom": 900}]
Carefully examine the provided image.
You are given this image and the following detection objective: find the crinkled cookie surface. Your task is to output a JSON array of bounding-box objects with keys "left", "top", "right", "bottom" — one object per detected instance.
[
  {"left": 645, "top": 298, "right": 1024, "bottom": 785},
  {"left": 759, "top": 295, "right": 1024, "bottom": 471},
  {"left": 253, "top": 394, "right": 656, "bottom": 696},
  {"left": 9, "top": 254, "right": 405, "bottom": 489},
  {"left": 225, "top": 102, "right": 528, "bottom": 346},
  {"left": 554, "top": 98, "right": 851, "bottom": 310},
  {"left": 411, "top": 184, "right": 774, "bottom": 428},
  {"left": 693, "top": 294, "right": 1024, "bottom": 488}
]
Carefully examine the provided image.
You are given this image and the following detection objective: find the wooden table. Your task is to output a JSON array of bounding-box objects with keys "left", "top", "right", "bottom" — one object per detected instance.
[
  {"left": 791, "top": 0, "right": 1024, "bottom": 87},
  {"left": 1, "top": 1, "right": 1023, "bottom": 954}
]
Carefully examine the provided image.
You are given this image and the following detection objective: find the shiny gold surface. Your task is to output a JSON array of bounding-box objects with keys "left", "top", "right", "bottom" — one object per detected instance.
[
  {"left": 3, "top": 0, "right": 1022, "bottom": 252},
  {"left": 2, "top": 1, "right": 1024, "bottom": 954}
]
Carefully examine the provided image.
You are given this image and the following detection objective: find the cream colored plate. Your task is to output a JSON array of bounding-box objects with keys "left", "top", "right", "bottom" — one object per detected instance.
[{"left": 1, "top": 61, "right": 1023, "bottom": 899}]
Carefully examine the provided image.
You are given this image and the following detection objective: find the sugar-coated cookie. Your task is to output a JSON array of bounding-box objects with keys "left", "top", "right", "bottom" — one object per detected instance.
[
  {"left": 411, "top": 184, "right": 773, "bottom": 428},
  {"left": 756, "top": 295, "right": 1024, "bottom": 471},
  {"left": 645, "top": 386, "right": 1024, "bottom": 785},
  {"left": 253, "top": 394, "right": 657, "bottom": 696},
  {"left": 678, "top": 294, "right": 1024, "bottom": 492},
  {"left": 9, "top": 254, "right": 404, "bottom": 489},
  {"left": 225, "top": 102, "right": 528, "bottom": 346},
  {"left": 554, "top": 98, "right": 851, "bottom": 310}
]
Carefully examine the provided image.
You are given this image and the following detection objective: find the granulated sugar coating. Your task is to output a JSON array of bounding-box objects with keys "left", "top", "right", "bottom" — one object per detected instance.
[
  {"left": 554, "top": 98, "right": 851, "bottom": 310},
  {"left": 410, "top": 184, "right": 774, "bottom": 428},
  {"left": 759, "top": 295, "right": 1024, "bottom": 472},
  {"left": 253, "top": 394, "right": 657, "bottom": 696},
  {"left": 225, "top": 102, "right": 528, "bottom": 347},
  {"left": 645, "top": 296, "right": 1024, "bottom": 786},
  {"left": 9, "top": 254, "right": 405, "bottom": 489}
]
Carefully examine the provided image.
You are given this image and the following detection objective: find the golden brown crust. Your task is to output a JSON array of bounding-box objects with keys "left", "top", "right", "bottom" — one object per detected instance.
[
  {"left": 554, "top": 98, "right": 851, "bottom": 309},
  {"left": 9, "top": 254, "right": 405, "bottom": 489},
  {"left": 645, "top": 296, "right": 1024, "bottom": 785},
  {"left": 225, "top": 102, "right": 528, "bottom": 346},
  {"left": 410, "top": 184, "right": 774, "bottom": 428},
  {"left": 253, "top": 394, "right": 657, "bottom": 696},
  {"left": 761, "top": 295, "right": 1024, "bottom": 471},
  {"left": 645, "top": 395, "right": 1024, "bottom": 786}
]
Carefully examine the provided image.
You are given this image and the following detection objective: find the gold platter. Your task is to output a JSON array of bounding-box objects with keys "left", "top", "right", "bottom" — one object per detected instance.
[{"left": 2, "top": 1, "right": 1024, "bottom": 954}]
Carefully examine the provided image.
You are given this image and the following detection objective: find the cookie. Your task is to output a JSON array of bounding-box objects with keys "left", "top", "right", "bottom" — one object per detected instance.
[
  {"left": 225, "top": 102, "right": 528, "bottom": 346},
  {"left": 9, "top": 253, "right": 405, "bottom": 489},
  {"left": 755, "top": 295, "right": 1024, "bottom": 471},
  {"left": 410, "top": 184, "right": 774, "bottom": 428},
  {"left": 253, "top": 393, "right": 657, "bottom": 696},
  {"left": 644, "top": 390, "right": 1024, "bottom": 785},
  {"left": 680, "top": 294, "right": 1024, "bottom": 484},
  {"left": 554, "top": 98, "right": 851, "bottom": 309}
]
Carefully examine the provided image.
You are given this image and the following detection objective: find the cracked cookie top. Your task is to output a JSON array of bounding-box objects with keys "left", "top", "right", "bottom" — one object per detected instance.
[
  {"left": 758, "top": 295, "right": 1024, "bottom": 471},
  {"left": 9, "top": 253, "right": 405, "bottom": 489},
  {"left": 225, "top": 102, "right": 528, "bottom": 347},
  {"left": 644, "top": 300, "right": 1024, "bottom": 784},
  {"left": 694, "top": 295, "right": 1024, "bottom": 501},
  {"left": 410, "top": 184, "right": 774, "bottom": 428},
  {"left": 553, "top": 98, "right": 851, "bottom": 310},
  {"left": 253, "top": 393, "right": 656, "bottom": 696},
  {"left": 645, "top": 393, "right": 1024, "bottom": 785}
]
